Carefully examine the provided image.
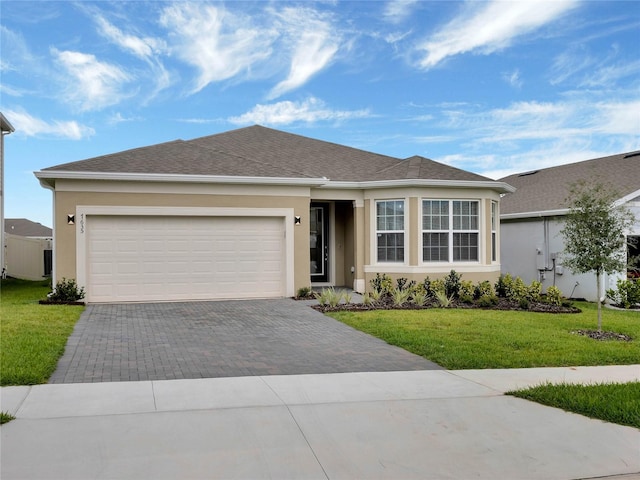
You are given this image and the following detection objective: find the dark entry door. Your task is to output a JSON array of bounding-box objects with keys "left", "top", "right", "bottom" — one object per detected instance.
[{"left": 310, "top": 203, "right": 329, "bottom": 282}]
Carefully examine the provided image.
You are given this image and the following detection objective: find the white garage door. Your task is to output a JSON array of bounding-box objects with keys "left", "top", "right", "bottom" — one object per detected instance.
[{"left": 86, "top": 215, "right": 286, "bottom": 303}]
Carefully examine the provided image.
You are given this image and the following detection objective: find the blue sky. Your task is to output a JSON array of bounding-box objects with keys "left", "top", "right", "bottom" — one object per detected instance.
[{"left": 2, "top": 0, "right": 639, "bottom": 228}]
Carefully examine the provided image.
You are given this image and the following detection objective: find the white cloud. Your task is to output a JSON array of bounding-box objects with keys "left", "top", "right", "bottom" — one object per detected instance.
[
  {"left": 383, "top": 0, "right": 419, "bottom": 24},
  {"left": 268, "top": 7, "right": 340, "bottom": 99},
  {"left": 95, "top": 15, "right": 164, "bottom": 59},
  {"left": 93, "top": 14, "right": 171, "bottom": 99},
  {"left": 425, "top": 96, "right": 640, "bottom": 178},
  {"left": 502, "top": 69, "right": 523, "bottom": 88},
  {"left": 51, "top": 48, "right": 131, "bottom": 111},
  {"left": 228, "top": 97, "right": 371, "bottom": 125},
  {"left": 416, "top": 0, "right": 578, "bottom": 69},
  {"left": 159, "top": 3, "right": 275, "bottom": 93},
  {"left": 3, "top": 109, "right": 94, "bottom": 139}
]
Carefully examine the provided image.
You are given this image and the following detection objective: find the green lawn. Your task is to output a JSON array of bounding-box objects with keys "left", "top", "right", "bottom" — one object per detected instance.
[
  {"left": 328, "top": 302, "right": 640, "bottom": 369},
  {"left": 1, "top": 278, "right": 84, "bottom": 386},
  {"left": 509, "top": 381, "right": 640, "bottom": 428},
  {"left": 328, "top": 303, "right": 639, "bottom": 428}
]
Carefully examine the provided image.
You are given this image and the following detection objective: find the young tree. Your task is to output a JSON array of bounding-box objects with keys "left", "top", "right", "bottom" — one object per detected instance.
[{"left": 561, "top": 180, "right": 635, "bottom": 331}]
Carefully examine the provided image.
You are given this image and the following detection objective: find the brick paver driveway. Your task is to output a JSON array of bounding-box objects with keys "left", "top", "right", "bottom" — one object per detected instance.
[{"left": 49, "top": 299, "right": 441, "bottom": 383}]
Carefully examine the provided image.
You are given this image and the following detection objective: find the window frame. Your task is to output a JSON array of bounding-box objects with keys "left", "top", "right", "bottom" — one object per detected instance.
[
  {"left": 421, "top": 199, "right": 481, "bottom": 264},
  {"left": 375, "top": 199, "right": 406, "bottom": 264},
  {"left": 491, "top": 201, "right": 497, "bottom": 262}
]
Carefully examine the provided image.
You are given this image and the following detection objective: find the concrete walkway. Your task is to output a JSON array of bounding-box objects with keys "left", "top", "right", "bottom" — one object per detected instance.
[{"left": 2, "top": 365, "right": 639, "bottom": 479}]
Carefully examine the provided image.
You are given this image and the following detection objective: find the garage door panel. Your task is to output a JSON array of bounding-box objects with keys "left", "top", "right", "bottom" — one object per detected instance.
[{"left": 87, "top": 215, "right": 286, "bottom": 302}]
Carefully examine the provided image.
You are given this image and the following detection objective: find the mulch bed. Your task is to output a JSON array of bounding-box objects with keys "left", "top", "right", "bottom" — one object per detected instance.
[
  {"left": 38, "top": 300, "right": 85, "bottom": 306},
  {"left": 311, "top": 298, "right": 581, "bottom": 314},
  {"left": 571, "top": 329, "right": 633, "bottom": 342}
]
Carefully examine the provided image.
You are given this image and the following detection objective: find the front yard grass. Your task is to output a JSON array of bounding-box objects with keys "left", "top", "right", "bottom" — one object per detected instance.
[
  {"left": 327, "top": 302, "right": 640, "bottom": 369},
  {"left": 509, "top": 381, "right": 640, "bottom": 428},
  {"left": 328, "top": 303, "right": 639, "bottom": 428},
  {"left": 1, "top": 278, "right": 84, "bottom": 386}
]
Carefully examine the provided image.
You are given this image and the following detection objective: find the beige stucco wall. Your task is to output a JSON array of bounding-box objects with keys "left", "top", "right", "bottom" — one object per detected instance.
[
  {"left": 50, "top": 179, "right": 505, "bottom": 298},
  {"left": 54, "top": 184, "right": 311, "bottom": 293}
]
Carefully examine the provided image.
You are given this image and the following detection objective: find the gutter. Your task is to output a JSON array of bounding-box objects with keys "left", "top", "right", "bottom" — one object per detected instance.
[
  {"left": 34, "top": 170, "right": 516, "bottom": 194},
  {"left": 34, "top": 171, "right": 330, "bottom": 188},
  {"left": 501, "top": 209, "right": 569, "bottom": 220}
]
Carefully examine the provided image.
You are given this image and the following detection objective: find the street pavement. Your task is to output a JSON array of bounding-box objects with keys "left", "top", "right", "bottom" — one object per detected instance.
[{"left": 2, "top": 365, "right": 639, "bottom": 479}]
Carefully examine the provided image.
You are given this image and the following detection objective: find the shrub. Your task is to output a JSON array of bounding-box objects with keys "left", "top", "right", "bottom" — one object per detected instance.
[
  {"left": 391, "top": 287, "right": 412, "bottom": 307},
  {"left": 477, "top": 293, "right": 499, "bottom": 308},
  {"left": 370, "top": 273, "right": 393, "bottom": 294},
  {"left": 474, "top": 280, "right": 495, "bottom": 299},
  {"left": 508, "top": 277, "right": 529, "bottom": 303},
  {"left": 396, "top": 277, "right": 415, "bottom": 292},
  {"left": 315, "top": 287, "right": 343, "bottom": 307},
  {"left": 527, "top": 281, "right": 542, "bottom": 302},
  {"left": 495, "top": 273, "right": 513, "bottom": 298},
  {"left": 459, "top": 280, "right": 475, "bottom": 304},
  {"left": 518, "top": 298, "right": 530, "bottom": 310},
  {"left": 296, "top": 286, "right": 313, "bottom": 298},
  {"left": 48, "top": 278, "right": 85, "bottom": 303},
  {"left": 545, "top": 286, "right": 563, "bottom": 306},
  {"left": 411, "top": 290, "right": 428, "bottom": 307},
  {"left": 434, "top": 290, "right": 453, "bottom": 308},
  {"left": 429, "top": 279, "right": 446, "bottom": 298},
  {"left": 444, "top": 270, "right": 462, "bottom": 299},
  {"left": 606, "top": 278, "right": 640, "bottom": 308}
]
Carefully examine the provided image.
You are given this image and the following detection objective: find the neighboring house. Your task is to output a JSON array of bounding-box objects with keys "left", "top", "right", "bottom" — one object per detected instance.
[
  {"left": 4, "top": 218, "right": 53, "bottom": 281},
  {"left": 35, "top": 125, "right": 513, "bottom": 303},
  {"left": 1, "top": 112, "right": 15, "bottom": 278},
  {"left": 499, "top": 151, "right": 640, "bottom": 302}
]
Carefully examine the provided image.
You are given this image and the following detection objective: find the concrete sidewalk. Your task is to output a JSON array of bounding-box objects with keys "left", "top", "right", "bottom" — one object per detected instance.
[{"left": 2, "top": 366, "right": 639, "bottom": 479}]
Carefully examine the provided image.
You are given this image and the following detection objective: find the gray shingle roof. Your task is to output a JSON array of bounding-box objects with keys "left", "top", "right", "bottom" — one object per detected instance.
[
  {"left": 43, "top": 125, "right": 495, "bottom": 183},
  {"left": 499, "top": 151, "right": 640, "bottom": 215},
  {"left": 5, "top": 218, "right": 52, "bottom": 237}
]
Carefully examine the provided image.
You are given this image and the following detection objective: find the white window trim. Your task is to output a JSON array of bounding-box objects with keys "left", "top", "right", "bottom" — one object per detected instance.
[
  {"left": 419, "top": 199, "right": 481, "bottom": 265},
  {"left": 373, "top": 198, "right": 408, "bottom": 265},
  {"left": 491, "top": 200, "right": 498, "bottom": 263}
]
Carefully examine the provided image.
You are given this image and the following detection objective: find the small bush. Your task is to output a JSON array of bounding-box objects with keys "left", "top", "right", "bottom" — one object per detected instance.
[
  {"left": 411, "top": 290, "right": 428, "bottom": 307},
  {"left": 527, "top": 280, "right": 542, "bottom": 302},
  {"left": 391, "top": 287, "right": 412, "bottom": 307},
  {"left": 48, "top": 278, "right": 85, "bottom": 303},
  {"left": 495, "top": 274, "right": 513, "bottom": 298},
  {"left": 477, "top": 293, "right": 499, "bottom": 308},
  {"left": 429, "top": 279, "right": 446, "bottom": 298},
  {"left": 519, "top": 298, "right": 530, "bottom": 310},
  {"left": 545, "top": 286, "right": 563, "bottom": 306},
  {"left": 434, "top": 290, "right": 454, "bottom": 308},
  {"left": 370, "top": 273, "right": 393, "bottom": 294},
  {"left": 606, "top": 278, "right": 640, "bottom": 308},
  {"left": 459, "top": 280, "right": 475, "bottom": 304},
  {"left": 474, "top": 280, "right": 495, "bottom": 299},
  {"left": 444, "top": 270, "right": 462, "bottom": 299},
  {"left": 296, "top": 286, "right": 313, "bottom": 298},
  {"left": 315, "top": 287, "right": 343, "bottom": 307}
]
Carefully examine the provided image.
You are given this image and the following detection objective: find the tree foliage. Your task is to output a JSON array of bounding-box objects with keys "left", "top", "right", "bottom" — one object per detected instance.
[{"left": 561, "top": 180, "right": 635, "bottom": 330}]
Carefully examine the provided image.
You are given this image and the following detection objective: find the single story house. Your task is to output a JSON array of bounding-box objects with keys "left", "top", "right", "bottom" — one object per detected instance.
[
  {"left": 36, "top": 125, "right": 514, "bottom": 303},
  {"left": 499, "top": 151, "right": 640, "bottom": 302},
  {"left": 4, "top": 218, "right": 53, "bottom": 280}
]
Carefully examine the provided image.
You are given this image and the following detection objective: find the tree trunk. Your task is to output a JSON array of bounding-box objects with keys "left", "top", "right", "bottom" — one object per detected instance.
[{"left": 596, "top": 272, "right": 602, "bottom": 332}]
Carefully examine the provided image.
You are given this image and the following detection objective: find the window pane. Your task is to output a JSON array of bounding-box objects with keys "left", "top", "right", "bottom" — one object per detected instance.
[
  {"left": 423, "top": 232, "right": 449, "bottom": 262},
  {"left": 377, "top": 233, "right": 404, "bottom": 262},
  {"left": 453, "top": 233, "right": 478, "bottom": 261}
]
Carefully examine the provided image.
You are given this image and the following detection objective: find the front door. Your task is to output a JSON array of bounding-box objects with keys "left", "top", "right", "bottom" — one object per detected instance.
[{"left": 310, "top": 203, "right": 329, "bottom": 282}]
